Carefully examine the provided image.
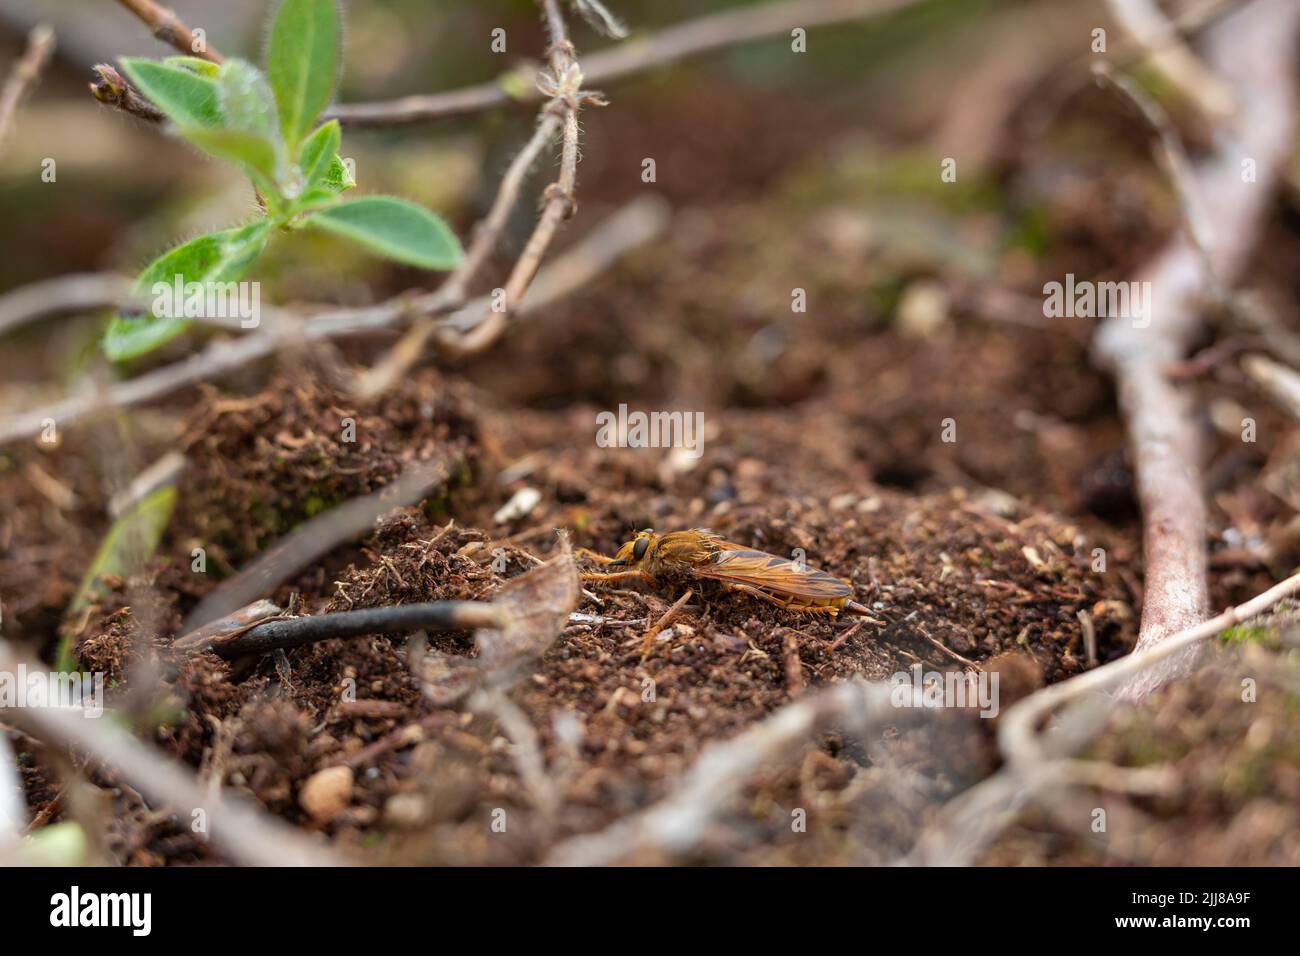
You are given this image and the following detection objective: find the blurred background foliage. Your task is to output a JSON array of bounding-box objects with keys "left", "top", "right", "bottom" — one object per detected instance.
[{"left": 0, "top": 0, "right": 1006, "bottom": 296}]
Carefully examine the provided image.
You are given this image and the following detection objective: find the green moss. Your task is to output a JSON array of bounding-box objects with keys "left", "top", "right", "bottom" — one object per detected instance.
[
  {"left": 1220, "top": 624, "right": 1278, "bottom": 648},
  {"left": 1004, "top": 205, "right": 1052, "bottom": 258}
]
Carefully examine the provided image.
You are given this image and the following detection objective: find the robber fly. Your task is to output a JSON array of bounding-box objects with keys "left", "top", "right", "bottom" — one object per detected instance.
[{"left": 578, "top": 529, "right": 870, "bottom": 617}]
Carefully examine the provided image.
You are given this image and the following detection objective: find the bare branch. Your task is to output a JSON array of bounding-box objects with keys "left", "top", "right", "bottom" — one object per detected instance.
[
  {"left": 0, "top": 24, "right": 54, "bottom": 158},
  {"left": 0, "top": 272, "right": 134, "bottom": 339},
  {"left": 469, "top": 688, "right": 560, "bottom": 819},
  {"left": 182, "top": 534, "right": 577, "bottom": 676},
  {"left": 327, "top": 0, "right": 923, "bottom": 127},
  {"left": 89, "top": 63, "right": 165, "bottom": 123},
  {"left": 914, "top": 566, "right": 1300, "bottom": 865},
  {"left": 354, "top": 112, "right": 564, "bottom": 397},
  {"left": 570, "top": 0, "right": 629, "bottom": 39},
  {"left": 1003, "top": 568, "right": 1300, "bottom": 775},
  {"left": 1093, "top": 0, "right": 1300, "bottom": 701},
  {"left": 1241, "top": 353, "right": 1300, "bottom": 420},
  {"left": 439, "top": 0, "right": 594, "bottom": 359},
  {"left": 1090, "top": 61, "right": 1216, "bottom": 287},
  {"left": 1105, "top": 0, "right": 1234, "bottom": 121},
  {"left": 113, "top": 0, "right": 222, "bottom": 63}
]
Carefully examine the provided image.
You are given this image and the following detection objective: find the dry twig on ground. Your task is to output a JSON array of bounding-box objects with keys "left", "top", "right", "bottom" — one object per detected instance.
[
  {"left": 181, "top": 453, "right": 463, "bottom": 632},
  {"left": 913, "top": 567, "right": 1300, "bottom": 865},
  {"left": 547, "top": 679, "right": 925, "bottom": 865},
  {"left": 0, "top": 273, "right": 134, "bottom": 340},
  {"left": 0, "top": 645, "right": 338, "bottom": 866},
  {"left": 1093, "top": 0, "right": 1300, "bottom": 701},
  {"left": 1105, "top": 0, "right": 1233, "bottom": 120},
  {"left": 1241, "top": 353, "right": 1300, "bottom": 421}
]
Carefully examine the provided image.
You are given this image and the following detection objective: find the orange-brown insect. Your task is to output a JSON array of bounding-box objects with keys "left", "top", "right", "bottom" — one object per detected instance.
[{"left": 578, "top": 529, "right": 870, "bottom": 617}]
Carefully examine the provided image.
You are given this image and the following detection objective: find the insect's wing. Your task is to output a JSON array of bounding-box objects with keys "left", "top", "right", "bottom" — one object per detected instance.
[{"left": 693, "top": 546, "right": 853, "bottom": 600}]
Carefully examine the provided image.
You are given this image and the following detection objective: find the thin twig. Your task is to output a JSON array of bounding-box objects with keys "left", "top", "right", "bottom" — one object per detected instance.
[
  {"left": 1091, "top": 61, "right": 1216, "bottom": 289},
  {"left": 547, "top": 678, "right": 926, "bottom": 865},
  {"left": 1241, "top": 353, "right": 1300, "bottom": 421},
  {"left": 1093, "top": 0, "right": 1300, "bottom": 701},
  {"left": 354, "top": 112, "right": 565, "bottom": 396},
  {"left": 0, "top": 272, "right": 135, "bottom": 340},
  {"left": 181, "top": 453, "right": 461, "bottom": 632},
  {"left": 640, "top": 589, "right": 692, "bottom": 661},
  {"left": 89, "top": 63, "right": 165, "bottom": 123},
  {"left": 327, "top": 0, "right": 923, "bottom": 127},
  {"left": 0, "top": 646, "right": 338, "bottom": 866},
  {"left": 470, "top": 688, "right": 560, "bottom": 819},
  {"left": 0, "top": 24, "right": 54, "bottom": 159},
  {"left": 1105, "top": 0, "right": 1234, "bottom": 120},
  {"left": 0, "top": 731, "right": 23, "bottom": 846},
  {"left": 913, "top": 566, "right": 1300, "bottom": 865},
  {"left": 114, "top": 0, "right": 222, "bottom": 63},
  {"left": 1003, "top": 568, "right": 1300, "bottom": 775},
  {"left": 437, "top": 0, "right": 595, "bottom": 360},
  {"left": 179, "top": 602, "right": 505, "bottom": 658},
  {"left": 0, "top": 197, "right": 668, "bottom": 448}
]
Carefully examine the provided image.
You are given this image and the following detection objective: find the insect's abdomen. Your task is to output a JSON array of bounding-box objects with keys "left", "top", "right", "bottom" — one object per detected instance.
[{"left": 704, "top": 546, "right": 854, "bottom": 614}]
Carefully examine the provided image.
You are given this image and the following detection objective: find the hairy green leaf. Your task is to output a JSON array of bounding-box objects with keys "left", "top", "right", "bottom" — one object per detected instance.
[
  {"left": 217, "top": 59, "right": 283, "bottom": 146},
  {"left": 304, "top": 196, "right": 463, "bottom": 270},
  {"left": 163, "top": 56, "right": 221, "bottom": 77},
  {"left": 104, "top": 221, "right": 273, "bottom": 361},
  {"left": 297, "top": 118, "right": 341, "bottom": 191},
  {"left": 184, "top": 127, "right": 283, "bottom": 199},
  {"left": 266, "top": 0, "right": 339, "bottom": 152},
  {"left": 120, "top": 57, "right": 222, "bottom": 128},
  {"left": 178, "top": 59, "right": 289, "bottom": 197}
]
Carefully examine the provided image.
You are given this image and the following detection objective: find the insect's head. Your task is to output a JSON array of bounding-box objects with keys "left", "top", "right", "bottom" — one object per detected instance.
[{"left": 607, "top": 529, "right": 657, "bottom": 567}]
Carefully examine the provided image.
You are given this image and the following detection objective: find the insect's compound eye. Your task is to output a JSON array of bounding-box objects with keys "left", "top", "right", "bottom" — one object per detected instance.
[{"left": 632, "top": 537, "right": 650, "bottom": 561}]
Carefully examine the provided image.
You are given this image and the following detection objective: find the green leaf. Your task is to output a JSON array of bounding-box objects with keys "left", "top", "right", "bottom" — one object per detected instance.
[
  {"left": 321, "top": 152, "right": 355, "bottom": 192},
  {"left": 163, "top": 56, "right": 221, "bottom": 78},
  {"left": 104, "top": 221, "right": 273, "bottom": 361},
  {"left": 217, "top": 60, "right": 282, "bottom": 145},
  {"left": 103, "top": 314, "right": 192, "bottom": 363},
  {"left": 293, "top": 121, "right": 353, "bottom": 211},
  {"left": 266, "top": 0, "right": 339, "bottom": 152},
  {"left": 180, "top": 59, "right": 289, "bottom": 199},
  {"left": 58, "top": 486, "right": 177, "bottom": 670},
  {"left": 304, "top": 196, "right": 463, "bottom": 270},
  {"left": 120, "top": 57, "right": 222, "bottom": 127},
  {"left": 297, "top": 119, "right": 341, "bottom": 191},
  {"left": 183, "top": 127, "right": 283, "bottom": 199}
]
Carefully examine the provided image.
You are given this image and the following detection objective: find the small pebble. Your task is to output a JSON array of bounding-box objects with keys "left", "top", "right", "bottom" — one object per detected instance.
[{"left": 299, "top": 766, "right": 354, "bottom": 822}]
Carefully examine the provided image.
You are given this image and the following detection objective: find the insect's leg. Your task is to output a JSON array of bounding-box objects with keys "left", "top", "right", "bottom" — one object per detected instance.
[
  {"left": 721, "top": 582, "right": 799, "bottom": 611},
  {"left": 581, "top": 570, "right": 650, "bottom": 583},
  {"left": 575, "top": 547, "right": 618, "bottom": 566}
]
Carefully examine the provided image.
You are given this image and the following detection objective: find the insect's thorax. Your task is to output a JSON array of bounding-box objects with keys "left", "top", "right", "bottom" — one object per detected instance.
[{"left": 649, "top": 530, "right": 720, "bottom": 572}]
